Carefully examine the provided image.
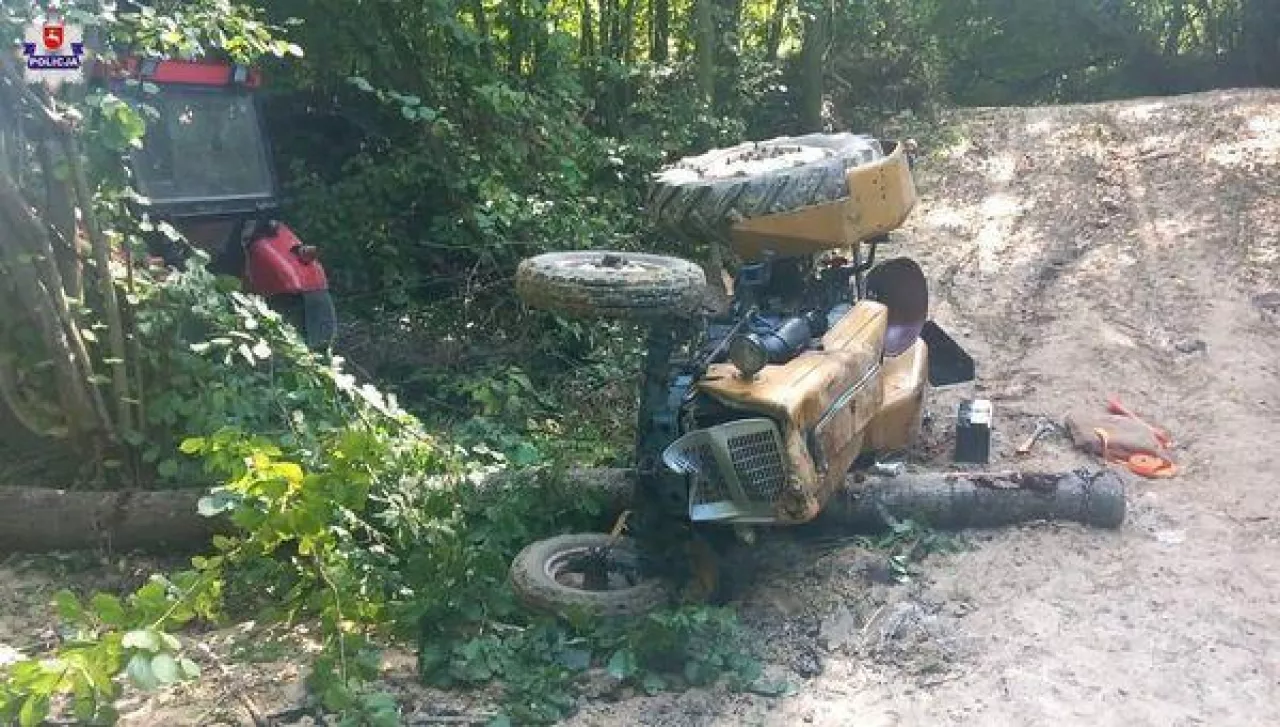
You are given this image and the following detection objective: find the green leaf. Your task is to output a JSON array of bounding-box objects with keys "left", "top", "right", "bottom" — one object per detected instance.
[
  {"left": 157, "top": 459, "right": 180, "bottom": 478},
  {"left": 349, "top": 76, "right": 374, "bottom": 92},
  {"left": 178, "top": 656, "right": 201, "bottom": 679},
  {"left": 126, "top": 653, "right": 158, "bottom": 690},
  {"left": 150, "top": 653, "right": 180, "bottom": 684},
  {"left": 53, "top": 589, "right": 85, "bottom": 624},
  {"left": 18, "top": 694, "right": 50, "bottom": 727},
  {"left": 605, "top": 649, "right": 637, "bottom": 680},
  {"left": 122, "top": 629, "right": 163, "bottom": 652},
  {"left": 90, "top": 594, "right": 126, "bottom": 627},
  {"left": 510, "top": 442, "right": 540, "bottom": 466},
  {"left": 178, "top": 437, "right": 206, "bottom": 454},
  {"left": 71, "top": 674, "right": 98, "bottom": 721}
]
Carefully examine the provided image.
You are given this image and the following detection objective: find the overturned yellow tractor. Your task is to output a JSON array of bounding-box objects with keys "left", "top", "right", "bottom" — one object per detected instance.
[{"left": 509, "top": 134, "right": 976, "bottom": 617}]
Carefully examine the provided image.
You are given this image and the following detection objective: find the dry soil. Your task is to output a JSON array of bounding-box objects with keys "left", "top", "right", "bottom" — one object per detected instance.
[{"left": 561, "top": 88, "right": 1280, "bottom": 727}]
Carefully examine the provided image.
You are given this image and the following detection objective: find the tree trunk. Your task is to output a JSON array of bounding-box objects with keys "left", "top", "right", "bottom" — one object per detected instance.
[
  {"left": 0, "top": 169, "right": 112, "bottom": 442},
  {"left": 581, "top": 0, "right": 596, "bottom": 58},
  {"left": 0, "top": 468, "right": 1124, "bottom": 553},
  {"left": 515, "top": 467, "right": 1128, "bottom": 532},
  {"left": 712, "top": 0, "right": 743, "bottom": 111},
  {"left": 1241, "top": 0, "right": 1280, "bottom": 84},
  {"left": 37, "top": 136, "right": 82, "bottom": 302},
  {"left": 61, "top": 130, "right": 134, "bottom": 440},
  {"left": 530, "top": 0, "right": 551, "bottom": 80},
  {"left": 813, "top": 469, "right": 1127, "bottom": 532},
  {"left": 469, "top": 0, "right": 495, "bottom": 68},
  {"left": 0, "top": 487, "right": 231, "bottom": 553},
  {"left": 609, "top": 0, "right": 625, "bottom": 60},
  {"left": 695, "top": 0, "right": 716, "bottom": 105},
  {"left": 1163, "top": 2, "right": 1188, "bottom": 57},
  {"left": 764, "top": 0, "right": 790, "bottom": 61},
  {"left": 599, "top": 0, "right": 615, "bottom": 60},
  {"left": 621, "top": 0, "right": 639, "bottom": 65},
  {"left": 507, "top": 0, "right": 526, "bottom": 76},
  {"left": 798, "top": 0, "right": 828, "bottom": 131},
  {"left": 651, "top": 0, "right": 670, "bottom": 62}
]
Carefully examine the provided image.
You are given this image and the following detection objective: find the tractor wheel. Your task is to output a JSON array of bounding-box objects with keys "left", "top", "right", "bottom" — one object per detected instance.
[
  {"left": 271, "top": 290, "right": 337, "bottom": 350},
  {"left": 515, "top": 250, "right": 707, "bottom": 320},
  {"left": 510, "top": 533, "right": 672, "bottom": 619},
  {"left": 646, "top": 133, "right": 884, "bottom": 245}
]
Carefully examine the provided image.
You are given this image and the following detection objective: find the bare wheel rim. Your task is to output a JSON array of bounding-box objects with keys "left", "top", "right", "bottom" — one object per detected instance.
[
  {"left": 556, "top": 253, "right": 667, "bottom": 275},
  {"left": 544, "top": 545, "right": 647, "bottom": 592}
]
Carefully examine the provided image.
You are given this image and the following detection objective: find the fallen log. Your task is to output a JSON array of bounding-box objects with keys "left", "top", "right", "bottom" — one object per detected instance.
[
  {"left": 0, "top": 468, "right": 1124, "bottom": 553},
  {"left": 0, "top": 487, "right": 230, "bottom": 553},
  {"left": 558, "top": 467, "right": 1127, "bottom": 532},
  {"left": 814, "top": 468, "right": 1127, "bottom": 532}
]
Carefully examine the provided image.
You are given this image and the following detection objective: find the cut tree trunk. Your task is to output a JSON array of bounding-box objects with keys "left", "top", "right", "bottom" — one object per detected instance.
[
  {"left": 0, "top": 487, "right": 231, "bottom": 553},
  {"left": 555, "top": 467, "right": 1127, "bottom": 531},
  {"left": 814, "top": 469, "right": 1127, "bottom": 532},
  {"left": 0, "top": 468, "right": 1124, "bottom": 553}
]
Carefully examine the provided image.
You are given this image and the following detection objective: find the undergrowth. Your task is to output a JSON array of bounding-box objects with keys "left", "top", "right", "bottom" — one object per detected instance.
[
  {"left": 0, "top": 265, "right": 760, "bottom": 725},
  {"left": 857, "top": 518, "right": 968, "bottom": 584}
]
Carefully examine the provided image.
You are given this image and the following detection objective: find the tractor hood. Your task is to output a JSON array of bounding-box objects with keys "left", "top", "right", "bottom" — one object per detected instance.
[{"left": 691, "top": 301, "right": 890, "bottom": 522}]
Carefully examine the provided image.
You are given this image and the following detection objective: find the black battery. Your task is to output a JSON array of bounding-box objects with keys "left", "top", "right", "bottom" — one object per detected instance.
[{"left": 954, "top": 399, "right": 992, "bottom": 464}]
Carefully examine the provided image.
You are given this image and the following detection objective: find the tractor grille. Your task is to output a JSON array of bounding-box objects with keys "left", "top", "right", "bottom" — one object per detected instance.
[
  {"left": 726, "top": 429, "right": 787, "bottom": 503},
  {"left": 662, "top": 418, "right": 788, "bottom": 523},
  {"left": 680, "top": 443, "right": 732, "bottom": 505}
]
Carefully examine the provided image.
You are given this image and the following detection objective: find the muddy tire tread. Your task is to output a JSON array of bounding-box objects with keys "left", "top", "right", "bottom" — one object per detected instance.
[
  {"left": 646, "top": 133, "right": 885, "bottom": 245},
  {"left": 515, "top": 251, "right": 706, "bottom": 320}
]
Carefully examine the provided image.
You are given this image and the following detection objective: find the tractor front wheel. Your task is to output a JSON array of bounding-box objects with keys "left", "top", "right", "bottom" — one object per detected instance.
[
  {"left": 515, "top": 250, "right": 707, "bottom": 321},
  {"left": 510, "top": 533, "right": 672, "bottom": 619}
]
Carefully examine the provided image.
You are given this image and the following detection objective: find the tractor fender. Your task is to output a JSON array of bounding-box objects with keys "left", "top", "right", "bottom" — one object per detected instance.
[{"left": 245, "top": 222, "right": 328, "bottom": 296}]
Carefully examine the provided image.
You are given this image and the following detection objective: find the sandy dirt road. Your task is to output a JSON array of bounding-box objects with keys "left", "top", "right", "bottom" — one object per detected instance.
[{"left": 564, "top": 88, "right": 1280, "bottom": 727}]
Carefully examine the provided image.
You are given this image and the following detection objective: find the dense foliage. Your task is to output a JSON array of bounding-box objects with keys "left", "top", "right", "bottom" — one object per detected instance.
[{"left": 257, "top": 0, "right": 1280, "bottom": 323}]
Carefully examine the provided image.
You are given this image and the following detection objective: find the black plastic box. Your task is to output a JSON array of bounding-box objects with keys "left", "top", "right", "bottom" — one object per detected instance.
[{"left": 954, "top": 399, "right": 992, "bottom": 464}]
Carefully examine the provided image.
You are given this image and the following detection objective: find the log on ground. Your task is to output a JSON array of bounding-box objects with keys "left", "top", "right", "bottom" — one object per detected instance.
[
  {"left": 0, "top": 487, "right": 230, "bottom": 553},
  {"left": 554, "top": 467, "right": 1126, "bottom": 532},
  {"left": 814, "top": 468, "right": 1127, "bottom": 532},
  {"left": 0, "top": 467, "right": 1125, "bottom": 553}
]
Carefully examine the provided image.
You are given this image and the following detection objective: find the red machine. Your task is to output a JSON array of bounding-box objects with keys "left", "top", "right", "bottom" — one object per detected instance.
[{"left": 94, "top": 57, "right": 336, "bottom": 348}]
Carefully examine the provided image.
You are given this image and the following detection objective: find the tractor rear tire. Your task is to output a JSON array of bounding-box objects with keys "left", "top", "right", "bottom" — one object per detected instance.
[
  {"left": 510, "top": 533, "right": 672, "bottom": 619},
  {"left": 646, "top": 133, "right": 884, "bottom": 245},
  {"left": 515, "top": 250, "right": 707, "bottom": 320}
]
